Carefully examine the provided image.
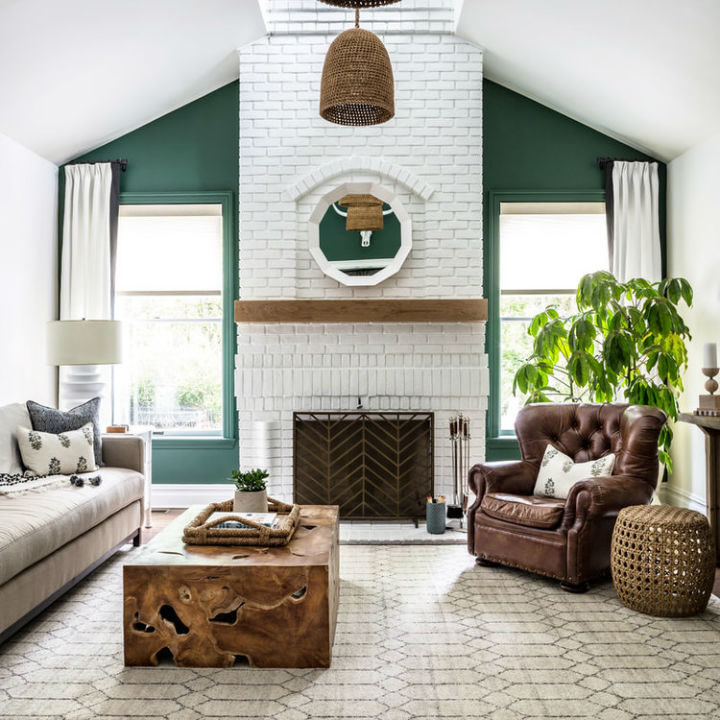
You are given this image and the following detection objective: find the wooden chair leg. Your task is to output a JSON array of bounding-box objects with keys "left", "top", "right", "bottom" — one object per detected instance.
[
  {"left": 560, "top": 580, "right": 589, "bottom": 593},
  {"left": 132, "top": 529, "right": 142, "bottom": 547},
  {"left": 476, "top": 556, "right": 499, "bottom": 567}
]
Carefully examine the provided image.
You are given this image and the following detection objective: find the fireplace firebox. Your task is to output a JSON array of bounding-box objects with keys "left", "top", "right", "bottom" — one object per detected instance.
[{"left": 293, "top": 411, "right": 434, "bottom": 521}]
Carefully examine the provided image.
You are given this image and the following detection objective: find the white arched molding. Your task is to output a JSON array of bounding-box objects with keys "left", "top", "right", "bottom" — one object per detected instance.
[
  {"left": 285, "top": 157, "right": 435, "bottom": 203},
  {"left": 308, "top": 182, "right": 412, "bottom": 287}
]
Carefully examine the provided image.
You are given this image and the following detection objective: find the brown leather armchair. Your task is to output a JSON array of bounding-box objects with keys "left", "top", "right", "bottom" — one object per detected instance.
[{"left": 468, "top": 403, "right": 666, "bottom": 591}]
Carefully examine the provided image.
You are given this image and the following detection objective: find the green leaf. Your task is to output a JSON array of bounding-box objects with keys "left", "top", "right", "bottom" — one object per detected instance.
[
  {"left": 568, "top": 318, "right": 595, "bottom": 352},
  {"left": 646, "top": 351, "right": 658, "bottom": 373},
  {"left": 658, "top": 302, "right": 672, "bottom": 335},
  {"left": 575, "top": 353, "right": 591, "bottom": 386},
  {"left": 514, "top": 366, "right": 528, "bottom": 395},
  {"left": 525, "top": 364, "right": 538, "bottom": 385},
  {"left": 679, "top": 278, "right": 693, "bottom": 306},
  {"left": 577, "top": 273, "right": 595, "bottom": 309},
  {"left": 628, "top": 306, "right": 645, "bottom": 333},
  {"left": 667, "top": 278, "right": 681, "bottom": 304},
  {"left": 529, "top": 311, "right": 548, "bottom": 337},
  {"left": 603, "top": 333, "right": 626, "bottom": 375},
  {"left": 658, "top": 449, "right": 672, "bottom": 473}
]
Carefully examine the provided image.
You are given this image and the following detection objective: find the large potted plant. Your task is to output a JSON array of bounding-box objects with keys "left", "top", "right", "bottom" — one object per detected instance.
[
  {"left": 513, "top": 271, "right": 693, "bottom": 470},
  {"left": 231, "top": 468, "right": 269, "bottom": 513}
]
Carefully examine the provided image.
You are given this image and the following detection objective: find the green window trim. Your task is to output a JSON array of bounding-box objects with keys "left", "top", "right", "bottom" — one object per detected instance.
[
  {"left": 484, "top": 189, "right": 606, "bottom": 458},
  {"left": 153, "top": 437, "right": 237, "bottom": 450},
  {"left": 118, "top": 190, "right": 238, "bottom": 446}
]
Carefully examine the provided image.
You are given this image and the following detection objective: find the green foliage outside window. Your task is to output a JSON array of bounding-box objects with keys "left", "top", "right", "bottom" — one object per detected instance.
[
  {"left": 513, "top": 271, "right": 693, "bottom": 471},
  {"left": 136, "top": 378, "right": 156, "bottom": 407}
]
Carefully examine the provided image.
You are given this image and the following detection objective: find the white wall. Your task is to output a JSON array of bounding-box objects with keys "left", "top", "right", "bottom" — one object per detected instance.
[
  {"left": 0, "top": 132, "right": 58, "bottom": 406},
  {"left": 666, "top": 131, "right": 720, "bottom": 510}
]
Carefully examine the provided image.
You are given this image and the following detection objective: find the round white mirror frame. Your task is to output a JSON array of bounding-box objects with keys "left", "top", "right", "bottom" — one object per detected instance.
[{"left": 308, "top": 182, "right": 412, "bottom": 287}]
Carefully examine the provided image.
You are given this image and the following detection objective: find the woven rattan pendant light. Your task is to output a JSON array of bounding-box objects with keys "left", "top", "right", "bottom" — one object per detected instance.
[
  {"left": 318, "top": 0, "right": 400, "bottom": 6},
  {"left": 319, "top": 4, "right": 396, "bottom": 126}
]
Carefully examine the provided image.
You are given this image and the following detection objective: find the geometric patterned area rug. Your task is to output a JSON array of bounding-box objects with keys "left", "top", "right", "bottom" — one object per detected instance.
[{"left": 1, "top": 545, "right": 719, "bottom": 720}]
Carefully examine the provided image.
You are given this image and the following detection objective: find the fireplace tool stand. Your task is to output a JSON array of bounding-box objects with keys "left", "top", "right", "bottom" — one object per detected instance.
[{"left": 447, "top": 414, "right": 470, "bottom": 528}]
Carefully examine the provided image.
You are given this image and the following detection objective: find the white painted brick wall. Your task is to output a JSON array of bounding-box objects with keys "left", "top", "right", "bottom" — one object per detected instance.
[
  {"left": 236, "top": 4, "right": 487, "bottom": 504},
  {"left": 262, "top": 0, "right": 457, "bottom": 37},
  {"left": 238, "top": 33, "right": 483, "bottom": 300}
]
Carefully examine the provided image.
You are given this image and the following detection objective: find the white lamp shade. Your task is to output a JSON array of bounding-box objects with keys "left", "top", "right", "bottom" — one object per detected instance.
[{"left": 47, "top": 320, "right": 123, "bottom": 366}]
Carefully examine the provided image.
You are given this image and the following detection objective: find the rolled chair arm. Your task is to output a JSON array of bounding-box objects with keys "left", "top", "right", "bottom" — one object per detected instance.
[
  {"left": 467, "top": 460, "right": 538, "bottom": 555},
  {"left": 469, "top": 460, "right": 537, "bottom": 499},
  {"left": 562, "top": 475, "right": 653, "bottom": 530}
]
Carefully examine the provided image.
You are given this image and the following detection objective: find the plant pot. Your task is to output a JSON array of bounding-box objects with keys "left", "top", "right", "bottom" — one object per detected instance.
[
  {"left": 233, "top": 488, "right": 268, "bottom": 513},
  {"left": 426, "top": 501, "right": 446, "bottom": 534}
]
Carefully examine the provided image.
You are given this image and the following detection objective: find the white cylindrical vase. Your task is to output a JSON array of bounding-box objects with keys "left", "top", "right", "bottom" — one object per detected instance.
[{"left": 233, "top": 488, "right": 268, "bottom": 513}]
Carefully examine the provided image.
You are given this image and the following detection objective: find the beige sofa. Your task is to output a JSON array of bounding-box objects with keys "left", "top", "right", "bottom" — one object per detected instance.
[{"left": 0, "top": 402, "right": 145, "bottom": 642}]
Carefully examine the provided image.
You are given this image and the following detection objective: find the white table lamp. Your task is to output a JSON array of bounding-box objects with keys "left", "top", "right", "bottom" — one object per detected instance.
[{"left": 47, "top": 320, "right": 123, "bottom": 410}]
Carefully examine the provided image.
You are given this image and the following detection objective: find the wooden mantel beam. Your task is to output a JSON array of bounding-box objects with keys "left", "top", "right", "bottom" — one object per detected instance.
[{"left": 234, "top": 298, "right": 488, "bottom": 324}]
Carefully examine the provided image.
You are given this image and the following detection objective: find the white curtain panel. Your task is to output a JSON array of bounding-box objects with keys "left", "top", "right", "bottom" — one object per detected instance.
[
  {"left": 60, "top": 163, "right": 113, "bottom": 320},
  {"left": 611, "top": 161, "right": 661, "bottom": 282},
  {"left": 59, "top": 163, "right": 114, "bottom": 416}
]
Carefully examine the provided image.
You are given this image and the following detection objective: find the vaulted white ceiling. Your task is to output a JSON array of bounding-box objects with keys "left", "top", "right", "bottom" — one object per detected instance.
[
  {"left": 0, "top": 0, "right": 266, "bottom": 164},
  {"left": 457, "top": 0, "right": 720, "bottom": 161},
  {"left": 0, "top": 0, "right": 717, "bottom": 165}
]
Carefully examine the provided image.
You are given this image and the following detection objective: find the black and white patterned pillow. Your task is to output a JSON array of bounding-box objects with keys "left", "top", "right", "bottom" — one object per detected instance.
[
  {"left": 16, "top": 423, "right": 97, "bottom": 477},
  {"left": 533, "top": 444, "right": 616, "bottom": 499},
  {"left": 26, "top": 398, "right": 103, "bottom": 467}
]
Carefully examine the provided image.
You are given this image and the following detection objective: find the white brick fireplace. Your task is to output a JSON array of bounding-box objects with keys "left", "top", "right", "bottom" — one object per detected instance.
[{"left": 236, "top": 0, "right": 488, "bottom": 503}]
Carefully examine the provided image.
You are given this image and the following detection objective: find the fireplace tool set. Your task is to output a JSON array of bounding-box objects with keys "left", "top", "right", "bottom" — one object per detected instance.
[{"left": 448, "top": 414, "right": 470, "bottom": 527}]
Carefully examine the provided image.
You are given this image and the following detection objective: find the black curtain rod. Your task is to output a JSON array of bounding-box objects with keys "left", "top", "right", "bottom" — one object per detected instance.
[{"left": 67, "top": 158, "right": 128, "bottom": 171}]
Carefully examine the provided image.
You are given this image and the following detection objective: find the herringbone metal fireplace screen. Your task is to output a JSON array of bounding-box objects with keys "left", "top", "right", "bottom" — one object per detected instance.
[{"left": 293, "top": 411, "right": 434, "bottom": 520}]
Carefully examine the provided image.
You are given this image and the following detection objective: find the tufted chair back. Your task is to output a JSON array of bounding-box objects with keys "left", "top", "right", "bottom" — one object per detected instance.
[{"left": 514, "top": 403, "right": 666, "bottom": 488}]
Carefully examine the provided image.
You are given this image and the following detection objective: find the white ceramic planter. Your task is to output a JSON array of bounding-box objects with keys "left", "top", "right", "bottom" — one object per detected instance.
[{"left": 233, "top": 488, "right": 268, "bottom": 513}]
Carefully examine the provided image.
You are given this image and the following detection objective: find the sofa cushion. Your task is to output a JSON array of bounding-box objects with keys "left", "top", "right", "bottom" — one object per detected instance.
[
  {"left": 16, "top": 423, "right": 98, "bottom": 476},
  {"left": 481, "top": 492, "right": 566, "bottom": 530},
  {"left": 27, "top": 398, "right": 103, "bottom": 468},
  {"left": 0, "top": 466, "right": 143, "bottom": 585},
  {"left": 0, "top": 403, "right": 31, "bottom": 474}
]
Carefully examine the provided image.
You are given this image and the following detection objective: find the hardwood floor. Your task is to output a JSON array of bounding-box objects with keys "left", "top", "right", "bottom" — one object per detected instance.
[{"left": 141, "top": 509, "right": 185, "bottom": 544}]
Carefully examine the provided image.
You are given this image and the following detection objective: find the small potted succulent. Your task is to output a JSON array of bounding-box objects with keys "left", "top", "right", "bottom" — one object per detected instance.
[{"left": 231, "top": 468, "right": 269, "bottom": 513}]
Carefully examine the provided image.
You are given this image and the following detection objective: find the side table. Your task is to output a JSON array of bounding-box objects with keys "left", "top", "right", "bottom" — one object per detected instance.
[
  {"left": 678, "top": 412, "right": 720, "bottom": 562},
  {"left": 611, "top": 504, "right": 715, "bottom": 616}
]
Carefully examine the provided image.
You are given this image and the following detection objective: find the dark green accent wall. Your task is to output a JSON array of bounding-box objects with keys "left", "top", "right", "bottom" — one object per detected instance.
[
  {"left": 68, "top": 81, "right": 239, "bottom": 193},
  {"left": 62, "top": 81, "right": 240, "bottom": 484},
  {"left": 483, "top": 80, "right": 667, "bottom": 461}
]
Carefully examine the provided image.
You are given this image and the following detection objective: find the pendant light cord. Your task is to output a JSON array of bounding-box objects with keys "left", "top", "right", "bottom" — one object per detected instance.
[{"left": 355, "top": 7, "right": 359, "bottom": 28}]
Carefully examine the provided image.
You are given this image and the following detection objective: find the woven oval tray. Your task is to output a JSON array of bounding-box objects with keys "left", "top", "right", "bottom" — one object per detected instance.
[{"left": 182, "top": 497, "right": 300, "bottom": 547}]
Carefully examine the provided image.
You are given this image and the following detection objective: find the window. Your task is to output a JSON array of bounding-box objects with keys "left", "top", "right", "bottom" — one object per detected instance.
[
  {"left": 499, "top": 202, "right": 608, "bottom": 431},
  {"left": 113, "top": 203, "right": 225, "bottom": 436}
]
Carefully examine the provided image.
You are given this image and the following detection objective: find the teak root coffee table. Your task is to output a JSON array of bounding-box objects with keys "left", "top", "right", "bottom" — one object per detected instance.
[{"left": 123, "top": 505, "right": 339, "bottom": 668}]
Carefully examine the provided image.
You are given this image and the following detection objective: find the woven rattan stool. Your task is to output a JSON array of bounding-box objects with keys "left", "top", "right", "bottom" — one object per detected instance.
[{"left": 611, "top": 505, "right": 716, "bottom": 617}]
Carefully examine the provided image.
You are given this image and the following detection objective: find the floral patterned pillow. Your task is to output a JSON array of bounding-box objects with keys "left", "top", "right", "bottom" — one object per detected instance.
[
  {"left": 15, "top": 423, "right": 97, "bottom": 477},
  {"left": 26, "top": 398, "right": 103, "bottom": 467},
  {"left": 533, "top": 444, "right": 615, "bottom": 499}
]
